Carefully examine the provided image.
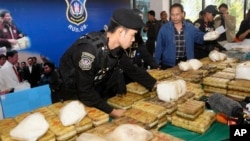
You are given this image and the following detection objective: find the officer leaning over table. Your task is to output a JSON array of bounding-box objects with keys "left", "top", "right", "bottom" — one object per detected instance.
[{"left": 50, "top": 8, "right": 157, "bottom": 118}]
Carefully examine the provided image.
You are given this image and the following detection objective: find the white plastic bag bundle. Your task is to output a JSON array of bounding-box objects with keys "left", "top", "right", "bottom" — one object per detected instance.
[
  {"left": 157, "top": 79, "right": 186, "bottom": 102},
  {"left": 235, "top": 61, "right": 250, "bottom": 80},
  {"left": 105, "top": 124, "right": 153, "bottom": 141},
  {"left": 209, "top": 50, "right": 227, "bottom": 62},
  {"left": 187, "top": 59, "right": 203, "bottom": 70},
  {"left": 10, "top": 112, "right": 49, "bottom": 141},
  {"left": 178, "top": 61, "right": 191, "bottom": 71},
  {"left": 178, "top": 59, "right": 203, "bottom": 71},
  {"left": 59, "top": 100, "right": 87, "bottom": 126},
  {"left": 204, "top": 31, "right": 220, "bottom": 41},
  {"left": 76, "top": 133, "right": 107, "bottom": 141}
]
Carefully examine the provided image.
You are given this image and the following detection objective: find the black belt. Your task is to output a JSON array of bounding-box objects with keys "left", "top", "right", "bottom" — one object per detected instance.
[{"left": 175, "top": 56, "right": 187, "bottom": 65}]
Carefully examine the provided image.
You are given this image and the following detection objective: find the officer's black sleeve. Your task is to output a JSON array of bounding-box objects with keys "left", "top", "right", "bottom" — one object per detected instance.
[
  {"left": 119, "top": 53, "right": 157, "bottom": 91},
  {"left": 137, "top": 45, "right": 159, "bottom": 69},
  {"left": 72, "top": 44, "right": 113, "bottom": 114}
]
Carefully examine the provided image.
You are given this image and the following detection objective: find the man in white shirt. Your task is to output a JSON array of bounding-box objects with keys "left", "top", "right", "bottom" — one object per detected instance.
[{"left": 0, "top": 50, "right": 30, "bottom": 92}]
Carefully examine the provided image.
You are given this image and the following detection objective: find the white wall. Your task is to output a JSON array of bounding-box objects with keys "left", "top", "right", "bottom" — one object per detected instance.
[{"left": 149, "top": 0, "right": 170, "bottom": 20}]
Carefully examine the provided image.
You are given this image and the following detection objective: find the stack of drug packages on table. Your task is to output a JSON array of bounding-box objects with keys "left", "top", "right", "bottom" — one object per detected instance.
[
  {"left": 226, "top": 61, "right": 250, "bottom": 101},
  {"left": 108, "top": 81, "right": 169, "bottom": 130},
  {"left": 171, "top": 99, "right": 216, "bottom": 134},
  {"left": 201, "top": 50, "right": 240, "bottom": 96},
  {"left": 202, "top": 68, "right": 235, "bottom": 95},
  {"left": 154, "top": 78, "right": 216, "bottom": 134},
  {"left": 0, "top": 100, "right": 185, "bottom": 141},
  {"left": 199, "top": 50, "right": 240, "bottom": 71},
  {"left": 176, "top": 59, "right": 215, "bottom": 83},
  {"left": 0, "top": 100, "right": 110, "bottom": 141}
]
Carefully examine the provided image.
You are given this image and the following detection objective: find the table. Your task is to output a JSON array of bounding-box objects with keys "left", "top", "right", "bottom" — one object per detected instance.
[{"left": 160, "top": 122, "right": 229, "bottom": 141}]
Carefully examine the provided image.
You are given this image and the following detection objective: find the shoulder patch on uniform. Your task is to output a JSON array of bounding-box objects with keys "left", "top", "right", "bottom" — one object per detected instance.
[{"left": 79, "top": 52, "right": 95, "bottom": 70}]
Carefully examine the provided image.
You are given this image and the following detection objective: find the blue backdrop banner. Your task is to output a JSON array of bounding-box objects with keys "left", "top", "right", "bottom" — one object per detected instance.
[{"left": 0, "top": 0, "right": 130, "bottom": 65}]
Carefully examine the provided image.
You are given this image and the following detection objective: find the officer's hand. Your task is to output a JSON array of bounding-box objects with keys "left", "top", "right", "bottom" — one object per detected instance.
[{"left": 110, "top": 109, "right": 126, "bottom": 118}]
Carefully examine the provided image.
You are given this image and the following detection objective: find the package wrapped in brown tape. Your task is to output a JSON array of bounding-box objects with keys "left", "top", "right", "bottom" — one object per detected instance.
[
  {"left": 47, "top": 102, "right": 65, "bottom": 116},
  {"left": 126, "top": 82, "right": 149, "bottom": 95},
  {"left": 228, "top": 79, "right": 250, "bottom": 93},
  {"left": 176, "top": 71, "right": 202, "bottom": 83},
  {"left": 85, "top": 107, "right": 109, "bottom": 127},
  {"left": 147, "top": 69, "right": 167, "bottom": 80},
  {"left": 32, "top": 106, "right": 56, "bottom": 118},
  {"left": 176, "top": 108, "right": 204, "bottom": 120},
  {"left": 186, "top": 82, "right": 202, "bottom": 90},
  {"left": 200, "top": 64, "right": 217, "bottom": 73},
  {"left": 222, "top": 68, "right": 236, "bottom": 73},
  {"left": 45, "top": 115, "right": 77, "bottom": 141},
  {"left": 202, "top": 77, "right": 230, "bottom": 88},
  {"left": 163, "top": 69, "right": 173, "bottom": 78},
  {"left": 124, "top": 108, "right": 158, "bottom": 129},
  {"left": 107, "top": 92, "right": 145, "bottom": 109},
  {"left": 227, "top": 90, "right": 250, "bottom": 100},
  {"left": 172, "top": 110, "right": 216, "bottom": 134},
  {"left": 177, "top": 99, "right": 205, "bottom": 115},
  {"left": 107, "top": 96, "right": 134, "bottom": 110},
  {"left": 176, "top": 92, "right": 195, "bottom": 104},
  {"left": 146, "top": 96, "right": 177, "bottom": 114},
  {"left": 187, "top": 88, "right": 205, "bottom": 100},
  {"left": 204, "top": 85, "right": 227, "bottom": 95},
  {"left": 155, "top": 115, "right": 168, "bottom": 130},
  {"left": 0, "top": 118, "right": 17, "bottom": 141},
  {"left": 74, "top": 116, "right": 93, "bottom": 134},
  {"left": 132, "top": 101, "right": 168, "bottom": 118},
  {"left": 211, "top": 71, "right": 235, "bottom": 80},
  {"left": 166, "top": 66, "right": 182, "bottom": 76}
]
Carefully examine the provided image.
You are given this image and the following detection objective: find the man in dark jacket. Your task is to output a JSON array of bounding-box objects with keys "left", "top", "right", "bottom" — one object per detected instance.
[
  {"left": 194, "top": 5, "right": 226, "bottom": 59},
  {"left": 54, "top": 8, "right": 157, "bottom": 118}
]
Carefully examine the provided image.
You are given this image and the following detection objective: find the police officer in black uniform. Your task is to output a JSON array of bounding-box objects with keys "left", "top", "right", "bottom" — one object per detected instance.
[
  {"left": 52, "top": 8, "right": 157, "bottom": 118},
  {"left": 193, "top": 5, "right": 226, "bottom": 59},
  {"left": 125, "top": 9, "right": 159, "bottom": 70}
]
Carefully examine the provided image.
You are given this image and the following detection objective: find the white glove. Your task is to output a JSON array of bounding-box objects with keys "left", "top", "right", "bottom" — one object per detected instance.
[{"left": 204, "top": 31, "right": 220, "bottom": 41}]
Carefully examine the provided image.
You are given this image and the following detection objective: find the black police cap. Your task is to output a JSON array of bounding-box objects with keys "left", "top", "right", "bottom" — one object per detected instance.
[
  {"left": 203, "top": 5, "right": 221, "bottom": 15},
  {"left": 112, "top": 8, "right": 144, "bottom": 30}
]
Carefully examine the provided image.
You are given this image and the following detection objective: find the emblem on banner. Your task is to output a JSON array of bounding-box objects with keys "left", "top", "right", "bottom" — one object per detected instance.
[{"left": 65, "top": 0, "right": 88, "bottom": 25}]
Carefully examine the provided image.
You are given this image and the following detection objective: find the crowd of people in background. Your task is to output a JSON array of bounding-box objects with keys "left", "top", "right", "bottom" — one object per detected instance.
[
  {"left": 141, "top": 3, "right": 250, "bottom": 68},
  {"left": 0, "top": 51, "right": 55, "bottom": 95}
]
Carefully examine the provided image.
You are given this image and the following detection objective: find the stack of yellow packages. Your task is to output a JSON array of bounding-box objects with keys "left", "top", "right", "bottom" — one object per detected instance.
[
  {"left": 132, "top": 101, "right": 168, "bottom": 130},
  {"left": 203, "top": 76, "right": 230, "bottom": 95},
  {"left": 172, "top": 99, "right": 216, "bottom": 134},
  {"left": 227, "top": 61, "right": 250, "bottom": 100}
]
